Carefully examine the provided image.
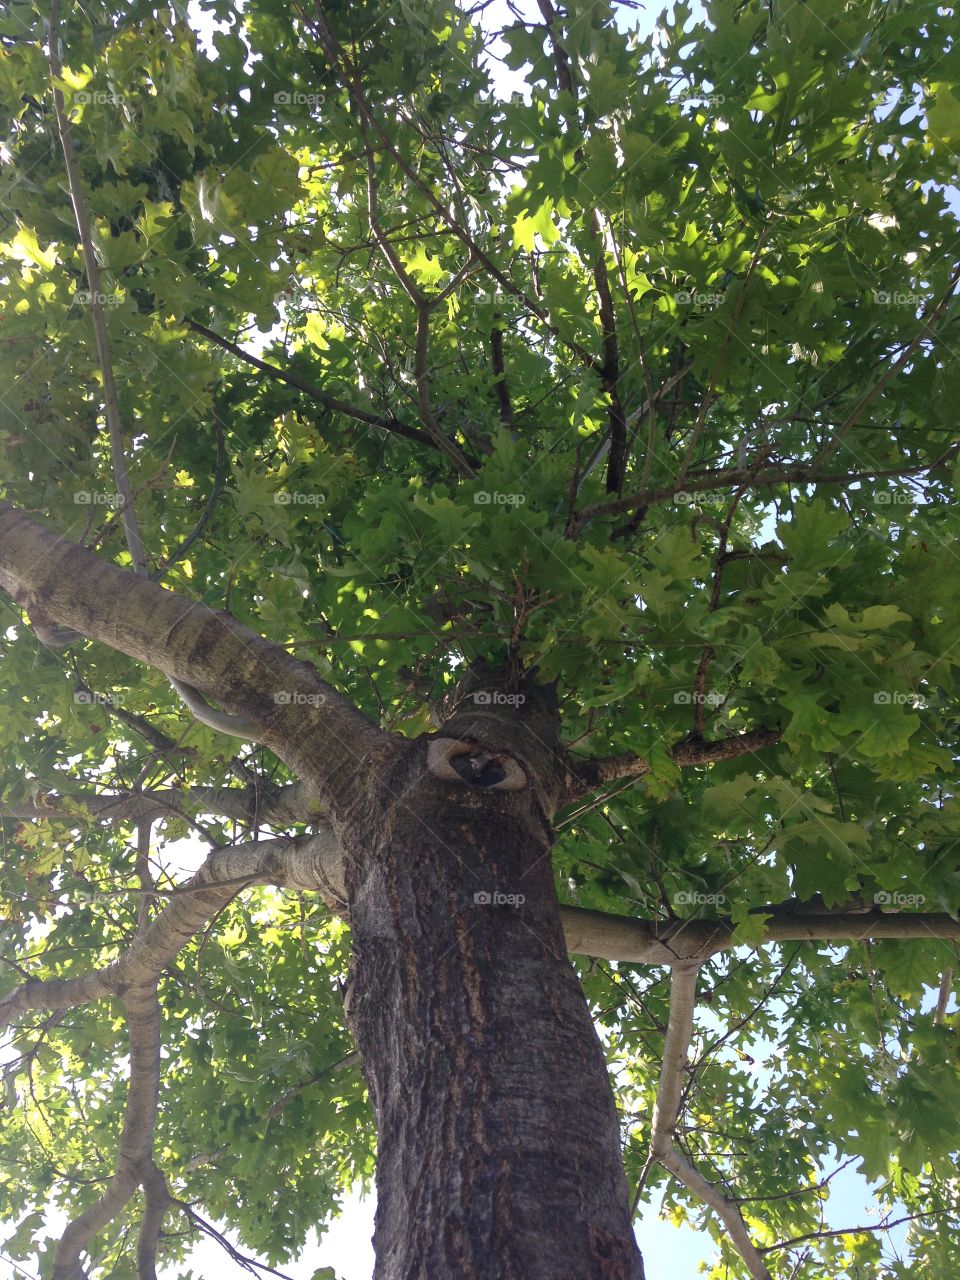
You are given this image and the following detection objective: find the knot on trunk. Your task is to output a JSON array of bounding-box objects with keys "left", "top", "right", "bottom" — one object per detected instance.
[{"left": 426, "top": 738, "right": 527, "bottom": 791}]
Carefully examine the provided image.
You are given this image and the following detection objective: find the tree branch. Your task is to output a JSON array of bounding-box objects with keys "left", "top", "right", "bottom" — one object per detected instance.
[
  {"left": 1, "top": 781, "right": 323, "bottom": 827},
  {"left": 185, "top": 320, "right": 433, "bottom": 448},
  {"left": 0, "top": 830, "right": 345, "bottom": 1030},
  {"left": 560, "top": 900, "right": 960, "bottom": 966},
  {"left": 52, "top": 983, "right": 163, "bottom": 1280},
  {"left": 0, "top": 501, "right": 391, "bottom": 815},
  {"left": 569, "top": 450, "right": 959, "bottom": 534},
  {"left": 565, "top": 727, "right": 781, "bottom": 799},
  {"left": 641, "top": 964, "right": 773, "bottom": 1280}
]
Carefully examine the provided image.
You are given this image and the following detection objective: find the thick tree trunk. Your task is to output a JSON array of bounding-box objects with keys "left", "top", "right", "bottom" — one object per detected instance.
[{"left": 339, "top": 668, "right": 644, "bottom": 1280}]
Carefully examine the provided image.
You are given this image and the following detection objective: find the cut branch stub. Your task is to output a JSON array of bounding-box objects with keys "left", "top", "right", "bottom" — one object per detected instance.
[
  {"left": 426, "top": 737, "right": 527, "bottom": 791},
  {"left": 427, "top": 660, "right": 567, "bottom": 814}
]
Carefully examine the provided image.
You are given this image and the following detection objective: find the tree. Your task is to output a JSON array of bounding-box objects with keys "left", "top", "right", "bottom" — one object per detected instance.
[{"left": 0, "top": 0, "right": 958, "bottom": 1275}]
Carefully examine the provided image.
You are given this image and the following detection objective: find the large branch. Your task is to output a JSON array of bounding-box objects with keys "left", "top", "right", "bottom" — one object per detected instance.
[
  {"left": 560, "top": 901, "right": 960, "bottom": 965},
  {"left": 0, "top": 831, "right": 345, "bottom": 1029},
  {"left": 0, "top": 502, "right": 390, "bottom": 816},
  {"left": 1, "top": 782, "right": 322, "bottom": 827},
  {"left": 4, "top": 813, "right": 957, "bottom": 1037}
]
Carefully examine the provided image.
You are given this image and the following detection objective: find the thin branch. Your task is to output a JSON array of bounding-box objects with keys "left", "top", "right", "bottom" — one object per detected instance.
[
  {"left": 49, "top": 1, "right": 256, "bottom": 741},
  {"left": 565, "top": 727, "right": 782, "bottom": 799},
  {"left": 760, "top": 1209, "right": 944, "bottom": 1256},
  {"left": 642, "top": 965, "right": 773, "bottom": 1280},
  {"left": 48, "top": 0, "right": 145, "bottom": 577},
  {"left": 490, "top": 321, "right": 514, "bottom": 428},
  {"left": 569, "top": 448, "right": 959, "bottom": 533},
  {"left": 413, "top": 301, "right": 474, "bottom": 476},
  {"left": 570, "top": 360, "right": 696, "bottom": 509},
  {"left": 536, "top": 0, "right": 629, "bottom": 493},
  {"left": 149, "top": 417, "right": 227, "bottom": 581},
  {"left": 362, "top": 148, "right": 474, "bottom": 476},
  {"left": 52, "top": 983, "right": 162, "bottom": 1280},
  {"left": 185, "top": 321, "right": 432, "bottom": 447},
  {"left": 934, "top": 967, "right": 953, "bottom": 1025}
]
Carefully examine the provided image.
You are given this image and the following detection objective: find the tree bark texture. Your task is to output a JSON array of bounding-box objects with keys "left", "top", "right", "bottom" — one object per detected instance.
[{"left": 338, "top": 668, "right": 644, "bottom": 1280}]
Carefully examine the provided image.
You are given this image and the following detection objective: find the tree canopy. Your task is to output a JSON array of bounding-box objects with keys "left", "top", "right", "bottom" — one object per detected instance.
[{"left": 1, "top": 0, "right": 959, "bottom": 1275}]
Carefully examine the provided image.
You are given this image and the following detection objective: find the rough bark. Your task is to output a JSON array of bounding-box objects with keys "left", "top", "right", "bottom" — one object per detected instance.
[{"left": 338, "top": 666, "right": 644, "bottom": 1280}]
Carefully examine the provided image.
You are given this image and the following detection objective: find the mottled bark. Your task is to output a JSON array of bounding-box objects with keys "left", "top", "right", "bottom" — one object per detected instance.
[{"left": 339, "top": 668, "right": 644, "bottom": 1280}]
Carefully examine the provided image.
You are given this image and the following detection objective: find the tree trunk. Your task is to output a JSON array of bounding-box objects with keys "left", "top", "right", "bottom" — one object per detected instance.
[{"left": 339, "top": 667, "right": 644, "bottom": 1279}]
